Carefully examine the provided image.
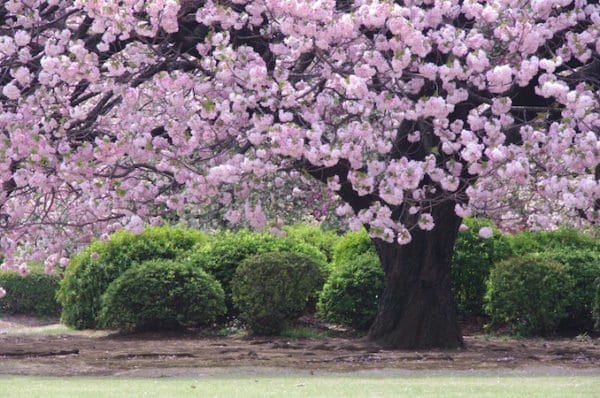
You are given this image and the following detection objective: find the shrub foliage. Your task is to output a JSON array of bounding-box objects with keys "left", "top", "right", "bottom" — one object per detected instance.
[
  {"left": 283, "top": 224, "right": 339, "bottom": 262},
  {"left": 484, "top": 255, "right": 573, "bottom": 336},
  {"left": 57, "top": 226, "right": 206, "bottom": 329},
  {"left": 507, "top": 228, "right": 600, "bottom": 256},
  {"left": 451, "top": 218, "right": 512, "bottom": 317},
  {"left": 98, "top": 259, "right": 226, "bottom": 332},
  {"left": 0, "top": 271, "right": 61, "bottom": 317},
  {"left": 593, "top": 280, "right": 600, "bottom": 332},
  {"left": 331, "top": 229, "right": 376, "bottom": 268},
  {"left": 188, "top": 230, "right": 327, "bottom": 311},
  {"left": 535, "top": 249, "right": 600, "bottom": 332},
  {"left": 317, "top": 252, "right": 384, "bottom": 330},
  {"left": 232, "top": 252, "right": 323, "bottom": 335}
]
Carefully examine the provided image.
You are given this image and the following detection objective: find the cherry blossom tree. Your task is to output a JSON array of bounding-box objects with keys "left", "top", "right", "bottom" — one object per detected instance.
[{"left": 1, "top": 0, "right": 599, "bottom": 348}]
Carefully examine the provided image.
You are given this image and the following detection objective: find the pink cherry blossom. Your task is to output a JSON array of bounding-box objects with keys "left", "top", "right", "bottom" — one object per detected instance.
[
  {"left": 14, "top": 30, "right": 30, "bottom": 47},
  {"left": 486, "top": 65, "right": 513, "bottom": 93},
  {"left": 397, "top": 228, "right": 412, "bottom": 245},
  {"left": 0, "top": 0, "right": 595, "bottom": 269},
  {"left": 418, "top": 214, "right": 435, "bottom": 231},
  {"left": 126, "top": 216, "right": 145, "bottom": 234},
  {"left": 478, "top": 227, "right": 494, "bottom": 239},
  {"left": 2, "top": 83, "right": 20, "bottom": 100}
]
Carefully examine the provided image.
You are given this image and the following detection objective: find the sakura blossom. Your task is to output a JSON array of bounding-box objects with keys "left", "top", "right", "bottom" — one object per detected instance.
[
  {"left": 478, "top": 227, "right": 494, "bottom": 239},
  {"left": 0, "top": 0, "right": 598, "bottom": 348},
  {"left": 418, "top": 214, "right": 435, "bottom": 231}
]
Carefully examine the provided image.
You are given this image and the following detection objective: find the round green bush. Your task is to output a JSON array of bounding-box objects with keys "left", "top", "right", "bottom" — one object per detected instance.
[
  {"left": 331, "top": 229, "right": 376, "bottom": 268},
  {"left": 484, "top": 255, "right": 573, "bottom": 336},
  {"left": 187, "top": 230, "right": 327, "bottom": 311},
  {"left": 98, "top": 259, "right": 226, "bottom": 332},
  {"left": 57, "top": 226, "right": 207, "bottom": 329},
  {"left": 0, "top": 271, "right": 61, "bottom": 317},
  {"left": 317, "top": 252, "right": 384, "bottom": 330},
  {"left": 508, "top": 228, "right": 599, "bottom": 256},
  {"left": 535, "top": 249, "right": 600, "bottom": 332},
  {"left": 593, "top": 279, "right": 600, "bottom": 332},
  {"left": 451, "top": 218, "right": 512, "bottom": 318},
  {"left": 283, "top": 224, "right": 339, "bottom": 263},
  {"left": 232, "top": 252, "right": 324, "bottom": 335}
]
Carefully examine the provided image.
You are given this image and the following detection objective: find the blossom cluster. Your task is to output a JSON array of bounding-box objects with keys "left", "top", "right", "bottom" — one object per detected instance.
[{"left": 0, "top": 0, "right": 598, "bottom": 273}]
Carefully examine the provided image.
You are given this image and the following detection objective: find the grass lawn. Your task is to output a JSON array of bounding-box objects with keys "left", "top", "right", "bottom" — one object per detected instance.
[{"left": 1, "top": 375, "right": 599, "bottom": 398}]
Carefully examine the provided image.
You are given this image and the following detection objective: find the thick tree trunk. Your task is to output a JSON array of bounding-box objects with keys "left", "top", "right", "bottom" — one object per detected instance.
[{"left": 368, "top": 201, "right": 463, "bottom": 349}]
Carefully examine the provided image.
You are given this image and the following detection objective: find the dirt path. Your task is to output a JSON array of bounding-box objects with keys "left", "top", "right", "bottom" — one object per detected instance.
[
  {"left": 0, "top": 315, "right": 59, "bottom": 330},
  {"left": 2, "top": 318, "right": 600, "bottom": 376}
]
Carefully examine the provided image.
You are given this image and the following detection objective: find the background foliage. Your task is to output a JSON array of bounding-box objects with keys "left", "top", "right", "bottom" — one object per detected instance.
[
  {"left": 186, "top": 230, "right": 328, "bottom": 312},
  {"left": 451, "top": 219, "right": 513, "bottom": 318},
  {"left": 0, "top": 271, "right": 61, "bottom": 317}
]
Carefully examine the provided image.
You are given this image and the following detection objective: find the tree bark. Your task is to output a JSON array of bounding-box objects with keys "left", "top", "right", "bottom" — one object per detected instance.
[{"left": 368, "top": 201, "right": 463, "bottom": 349}]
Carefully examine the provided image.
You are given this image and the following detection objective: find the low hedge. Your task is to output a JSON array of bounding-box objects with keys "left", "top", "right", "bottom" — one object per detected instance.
[
  {"left": 508, "top": 228, "right": 600, "bottom": 256},
  {"left": 484, "top": 255, "right": 573, "bottom": 336},
  {"left": 593, "top": 280, "right": 600, "bottom": 332},
  {"left": 232, "top": 252, "right": 324, "bottom": 335},
  {"left": 57, "top": 226, "right": 207, "bottom": 329},
  {"left": 317, "top": 252, "right": 384, "bottom": 330},
  {"left": 331, "top": 229, "right": 376, "bottom": 268},
  {"left": 283, "top": 224, "right": 339, "bottom": 262},
  {"left": 451, "top": 218, "right": 512, "bottom": 318},
  {"left": 536, "top": 249, "right": 600, "bottom": 332},
  {"left": 187, "top": 230, "right": 327, "bottom": 312},
  {"left": 98, "top": 259, "right": 226, "bottom": 332},
  {"left": 0, "top": 271, "right": 61, "bottom": 317}
]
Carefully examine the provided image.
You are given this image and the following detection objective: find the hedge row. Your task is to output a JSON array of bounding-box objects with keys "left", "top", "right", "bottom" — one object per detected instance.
[
  {"left": 232, "top": 252, "right": 324, "bottom": 335},
  {"left": 317, "top": 223, "right": 600, "bottom": 336},
  {"left": 56, "top": 225, "right": 331, "bottom": 332},
  {"left": 57, "top": 226, "right": 207, "bottom": 329},
  {"left": 4, "top": 220, "right": 599, "bottom": 337},
  {"left": 185, "top": 229, "right": 328, "bottom": 312},
  {"left": 0, "top": 270, "right": 61, "bottom": 317}
]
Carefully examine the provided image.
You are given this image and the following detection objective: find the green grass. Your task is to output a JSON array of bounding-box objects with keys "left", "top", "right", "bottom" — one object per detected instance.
[
  {"left": 279, "top": 326, "right": 330, "bottom": 339},
  {"left": 1, "top": 375, "right": 599, "bottom": 397}
]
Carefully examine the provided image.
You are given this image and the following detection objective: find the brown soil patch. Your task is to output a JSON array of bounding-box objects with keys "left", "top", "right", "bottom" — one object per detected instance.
[{"left": 2, "top": 325, "right": 600, "bottom": 376}]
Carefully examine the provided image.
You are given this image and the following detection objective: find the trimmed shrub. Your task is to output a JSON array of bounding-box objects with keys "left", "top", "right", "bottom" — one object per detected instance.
[
  {"left": 187, "top": 230, "right": 327, "bottom": 310},
  {"left": 536, "top": 249, "right": 600, "bottom": 332},
  {"left": 317, "top": 252, "right": 384, "bottom": 330},
  {"left": 232, "top": 252, "right": 324, "bottom": 335},
  {"left": 332, "top": 229, "right": 376, "bottom": 268},
  {"left": 0, "top": 271, "right": 61, "bottom": 317},
  {"left": 508, "top": 228, "right": 599, "bottom": 256},
  {"left": 484, "top": 255, "right": 573, "bottom": 336},
  {"left": 451, "top": 218, "right": 512, "bottom": 317},
  {"left": 594, "top": 280, "right": 600, "bottom": 332},
  {"left": 57, "top": 226, "right": 207, "bottom": 329},
  {"left": 98, "top": 259, "right": 226, "bottom": 332},
  {"left": 283, "top": 223, "right": 339, "bottom": 262}
]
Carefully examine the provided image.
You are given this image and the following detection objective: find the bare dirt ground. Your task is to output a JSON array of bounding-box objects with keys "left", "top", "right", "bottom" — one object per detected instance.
[
  {"left": 0, "top": 315, "right": 58, "bottom": 329},
  {"left": 1, "top": 315, "right": 600, "bottom": 377}
]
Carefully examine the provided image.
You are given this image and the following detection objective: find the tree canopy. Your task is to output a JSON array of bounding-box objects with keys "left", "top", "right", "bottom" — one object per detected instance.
[{"left": 0, "top": 0, "right": 598, "bottom": 270}]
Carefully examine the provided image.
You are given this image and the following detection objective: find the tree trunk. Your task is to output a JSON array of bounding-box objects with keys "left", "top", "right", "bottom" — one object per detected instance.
[{"left": 368, "top": 201, "right": 463, "bottom": 349}]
